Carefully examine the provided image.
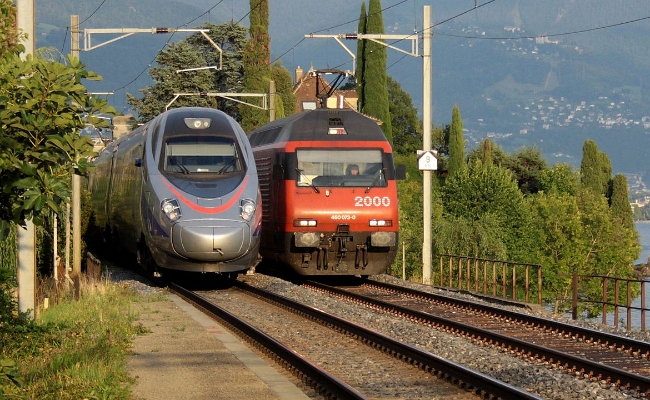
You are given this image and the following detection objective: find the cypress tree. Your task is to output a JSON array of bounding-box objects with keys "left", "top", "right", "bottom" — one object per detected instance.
[
  {"left": 241, "top": 0, "right": 271, "bottom": 132},
  {"left": 355, "top": 2, "right": 367, "bottom": 111},
  {"left": 611, "top": 174, "right": 634, "bottom": 229},
  {"left": 479, "top": 138, "right": 493, "bottom": 166},
  {"left": 580, "top": 140, "right": 611, "bottom": 196},
  {"left": 360, "top": 0, "right": 393, "bottom": 143},
  {"left": 447, "top": 105, "right": 465, "bottom": 178},
  {"left": 271, "top": 60, "right": 297, "bottom": 118}
]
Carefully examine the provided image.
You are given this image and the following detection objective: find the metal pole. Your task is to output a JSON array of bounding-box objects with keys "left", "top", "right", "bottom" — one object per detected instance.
[
  {"left": 16, "top": 0, "right": 36, "bottom": 319},
  {"left": 71, "top": 16, "right": 82, "bottom": 276},
  {"left": 269, "top": 80, "right": 276, "bottom": 122},
  {"left": 422, "top": 6, "right": 432, "bottom": 284}
]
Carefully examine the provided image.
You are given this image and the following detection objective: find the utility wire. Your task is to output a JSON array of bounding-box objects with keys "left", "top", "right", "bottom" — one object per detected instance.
[
  {"left": 435, "top": 14, "right": 650, "bottom": 41},
  {"left": 271, "top": 0, "right": 409, "bottom": 65},
  {"left": 77, "top": 0, "right": 109, "bottom": 27},
  {"left": 107, "top": 0, "right": 228, "bottom": 97}
]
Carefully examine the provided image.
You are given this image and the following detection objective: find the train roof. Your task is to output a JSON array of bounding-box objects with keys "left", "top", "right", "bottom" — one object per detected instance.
[{"left": 247, "top": 108, "right": 388, "bottom": 147}]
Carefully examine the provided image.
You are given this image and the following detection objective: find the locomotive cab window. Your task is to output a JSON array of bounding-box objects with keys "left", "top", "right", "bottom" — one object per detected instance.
[
  {"left": 296, "top": 149, "right": 386, "bottom": 188},
  {"left": 163, "top": 137, "right": 241, "bottom": 174}
]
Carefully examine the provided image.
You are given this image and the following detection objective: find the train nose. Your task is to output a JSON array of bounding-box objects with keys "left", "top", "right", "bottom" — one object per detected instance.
[{"left": 171, "top": 220, "right": 252, "bottom": 262}]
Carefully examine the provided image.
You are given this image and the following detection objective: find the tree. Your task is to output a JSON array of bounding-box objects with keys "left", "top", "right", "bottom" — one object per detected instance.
[
  {"left": 241, "top": 0, "right": 271, "bottom": 132},
  {"left": 528, "top": 191, "right": 584, "bottom": 309},
  {"left": 127, "top": 41, "right": 214, "bottom": 122},
  {"left": 271, "top": 60, "right": 296, "bottom": 118},
  {"left": 186, "top": 22, "right": 248, "bottom": 120},
  {"left": 0, "top": 0, "right": 20, "bottom": 59},
  {"left": 538, "top": 163, "right": 579, "bottom": 196},
  {"left": 505, "top": 146, "right": 548, "bottom": 195},
  {"left": 440, "top": 158, "right": 537, "bottom": 263},
  {"left": 447, "top": 105, "right": 465, "bottom": 178},
  {"left": 575, "top": 188, "right": 638, "bottom": 316},
  {"left": 610, "top": 174, "right": 635, "bottom": 230},
  {"left": 358, "top": 0, "right": 392, "bottom": 143},
  {"left": 580, "top": 140, "right": 610, "bottom": 196},
  {"left": 387, "top": 76, "right": 420, "bottom": 155},
  {"left": 0, "top": 53, "right": 110, "bottom": 229}
]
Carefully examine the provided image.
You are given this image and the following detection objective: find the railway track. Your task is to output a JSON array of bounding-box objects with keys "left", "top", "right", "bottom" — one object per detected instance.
[
  {"left": 169, "top": 280, "right": 541, "bottom": 399},
  {"left": 302, "top": 278, "right": 650, "bottom": 397}
]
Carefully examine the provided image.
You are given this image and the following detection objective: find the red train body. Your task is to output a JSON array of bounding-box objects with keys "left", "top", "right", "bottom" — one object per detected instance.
[{"left": 248, "top": 109, "right": 404, "bottom": 276}]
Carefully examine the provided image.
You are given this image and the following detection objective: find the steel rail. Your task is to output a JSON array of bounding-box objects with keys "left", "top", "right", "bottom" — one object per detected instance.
[
  {"left": 231, "top": 280, "right": 542, "bottom": 399},
  {"left": 367, "top": 279, "right": 650, "bottom": 357},
  {"left": 304, "top": 280, "right": 650, "bottom": 395},
  {"left": 168, "top": 282, "right": 365, "bottom": 400}
]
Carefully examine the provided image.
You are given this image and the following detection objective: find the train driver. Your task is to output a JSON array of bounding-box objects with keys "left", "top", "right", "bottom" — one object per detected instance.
[{"left": 346, "top": 164, "right": 360, "bottom": 175}]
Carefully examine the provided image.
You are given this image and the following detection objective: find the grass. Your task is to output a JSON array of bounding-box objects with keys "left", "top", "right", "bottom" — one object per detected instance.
[{"left": 0, "top": 275, "right": 158, "bottom": 400}]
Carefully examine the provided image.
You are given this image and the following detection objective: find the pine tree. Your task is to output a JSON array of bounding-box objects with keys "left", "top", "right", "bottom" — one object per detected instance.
[
  {"left": 359, "top": 0, "right": 393, "bottom": 143},
  {"left": 479, "top": 138, "right": 493, "bottom": 166},
  {"left": 127, "top": 41, "right": 214, "bottom": 122},
  {"left": 186, "top": 22, "right": 248, "bottom": 120},
  {"left": 447, "top": 105, "right": 465, "bottom": 178},
  {"left": 241, "top": 0, "right": 271, "bottom": 132}
]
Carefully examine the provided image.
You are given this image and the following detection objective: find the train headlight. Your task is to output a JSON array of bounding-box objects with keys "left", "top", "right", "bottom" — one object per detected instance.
[
  {"left": 184, "top": 118, "right": 211, "bottom": 129},
  {"left": 240, "top": 199, "right": 256, "bottom": 221},
  {"left": 371, "top": 232, "right": 396, "bottom": 247},
  {"left": 161, "top": 199, "right": 182, "bottom": 222},
  {"left": 369, "top": 219, "right": 393, "bottom": 227},
  {"left": 293, "top": 219, "right": 317, "bottom": 227}
]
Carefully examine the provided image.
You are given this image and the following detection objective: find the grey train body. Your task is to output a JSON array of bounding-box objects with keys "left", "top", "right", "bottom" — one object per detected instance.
[{"left": 88, "top": 107, "right": 262, "bottom": 274}]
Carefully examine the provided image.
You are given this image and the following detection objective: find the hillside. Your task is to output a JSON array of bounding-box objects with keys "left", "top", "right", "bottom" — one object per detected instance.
[{"left": 33, "top": 0, "right": 650, "bottom": 176}]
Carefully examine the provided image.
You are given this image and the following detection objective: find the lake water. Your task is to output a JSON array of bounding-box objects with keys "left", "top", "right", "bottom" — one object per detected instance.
[{"left": 636, "top": 221, "right": 650, "bottom": 265}]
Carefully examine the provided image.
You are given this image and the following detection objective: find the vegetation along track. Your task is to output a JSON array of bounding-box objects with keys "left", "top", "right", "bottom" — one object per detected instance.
[
  {"left": 303, "top": 279, "right": 650, "bottom": 397},
  {"left": 169, "top": 280, "right": 539, "bottom": 399}
]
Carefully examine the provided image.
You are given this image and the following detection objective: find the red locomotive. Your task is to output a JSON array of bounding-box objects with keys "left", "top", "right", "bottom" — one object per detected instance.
[{"left": 248, "top": 108, "right": 404, "bottom": 276}]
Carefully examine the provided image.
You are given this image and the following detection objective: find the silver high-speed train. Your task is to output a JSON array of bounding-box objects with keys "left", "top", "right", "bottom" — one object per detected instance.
[{"left": 87, "top": 107, "right": 261, "bottom": 276}]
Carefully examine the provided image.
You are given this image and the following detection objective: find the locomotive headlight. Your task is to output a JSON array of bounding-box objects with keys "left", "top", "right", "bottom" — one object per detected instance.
[
  {"left": 240, "top": 199, "right": 256, "bottom": 221},
  {"left": 293, "top": 219, "right": 317, "bottom": 227},
  {"left": 369, "top": 219, "right": 392, "bottom": 227},
  {"left": 161, "top": 199, "right": 182, "bottom": 222}
]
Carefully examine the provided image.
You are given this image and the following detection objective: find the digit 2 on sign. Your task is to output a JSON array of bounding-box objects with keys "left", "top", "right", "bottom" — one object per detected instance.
[{"left": 354, "top": 196, "right": 391, "bottom": 207}]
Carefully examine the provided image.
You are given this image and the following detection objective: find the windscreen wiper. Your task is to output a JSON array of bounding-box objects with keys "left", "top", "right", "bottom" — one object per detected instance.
[
  {"left": 365, "top": 168, "right": 385, "bottom": 193},
  {"left": 296, "top": 168, "right": 320, "bottom": 193},
  {"left": 170, "top": 158, "right": 190, "bottom": 174}
]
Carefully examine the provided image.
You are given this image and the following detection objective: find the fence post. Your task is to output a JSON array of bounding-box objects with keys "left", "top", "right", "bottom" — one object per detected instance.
[
  {"left": 641, "top": 280, "right": 646, "bottom": 331},
  {"left": 602, "top": 276, "right": 608, "bottom": 326},
  {"left": 572, "top": 273, "right": 578, "bottom": 320},
  {"left": 627, "top": 280, "right": 632, "bottom": 331},
  {"left": 512, "top": 263, "right": 517, "bottom": 301},
  {"left": 614, "top": 279, "right": 620, "bottom": 329}
]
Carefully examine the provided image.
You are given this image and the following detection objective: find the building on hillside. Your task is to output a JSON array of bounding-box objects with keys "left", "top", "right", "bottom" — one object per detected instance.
[
  {"left": 292, "top": 66, "right": 358, "bottom": 112},
  {"left": 291, "top": 66, "right": 382, "bottom": 128}
]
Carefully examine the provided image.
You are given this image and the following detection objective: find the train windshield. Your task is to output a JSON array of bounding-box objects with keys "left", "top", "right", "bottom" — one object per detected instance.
[
  {"left": 296, "top": 149, "right": 386, "bottom": 188},
  {"left": 163, "top": 137, "right": 241, "bottom": 174}
]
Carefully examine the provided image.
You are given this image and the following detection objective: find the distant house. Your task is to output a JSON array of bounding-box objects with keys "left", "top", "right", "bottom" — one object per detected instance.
[
  {"left": 292, "top": 66, "right": 358, "bottom": 112},
  {"left": 291, "top": 66, "right": 381, "bottom": 126}
]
